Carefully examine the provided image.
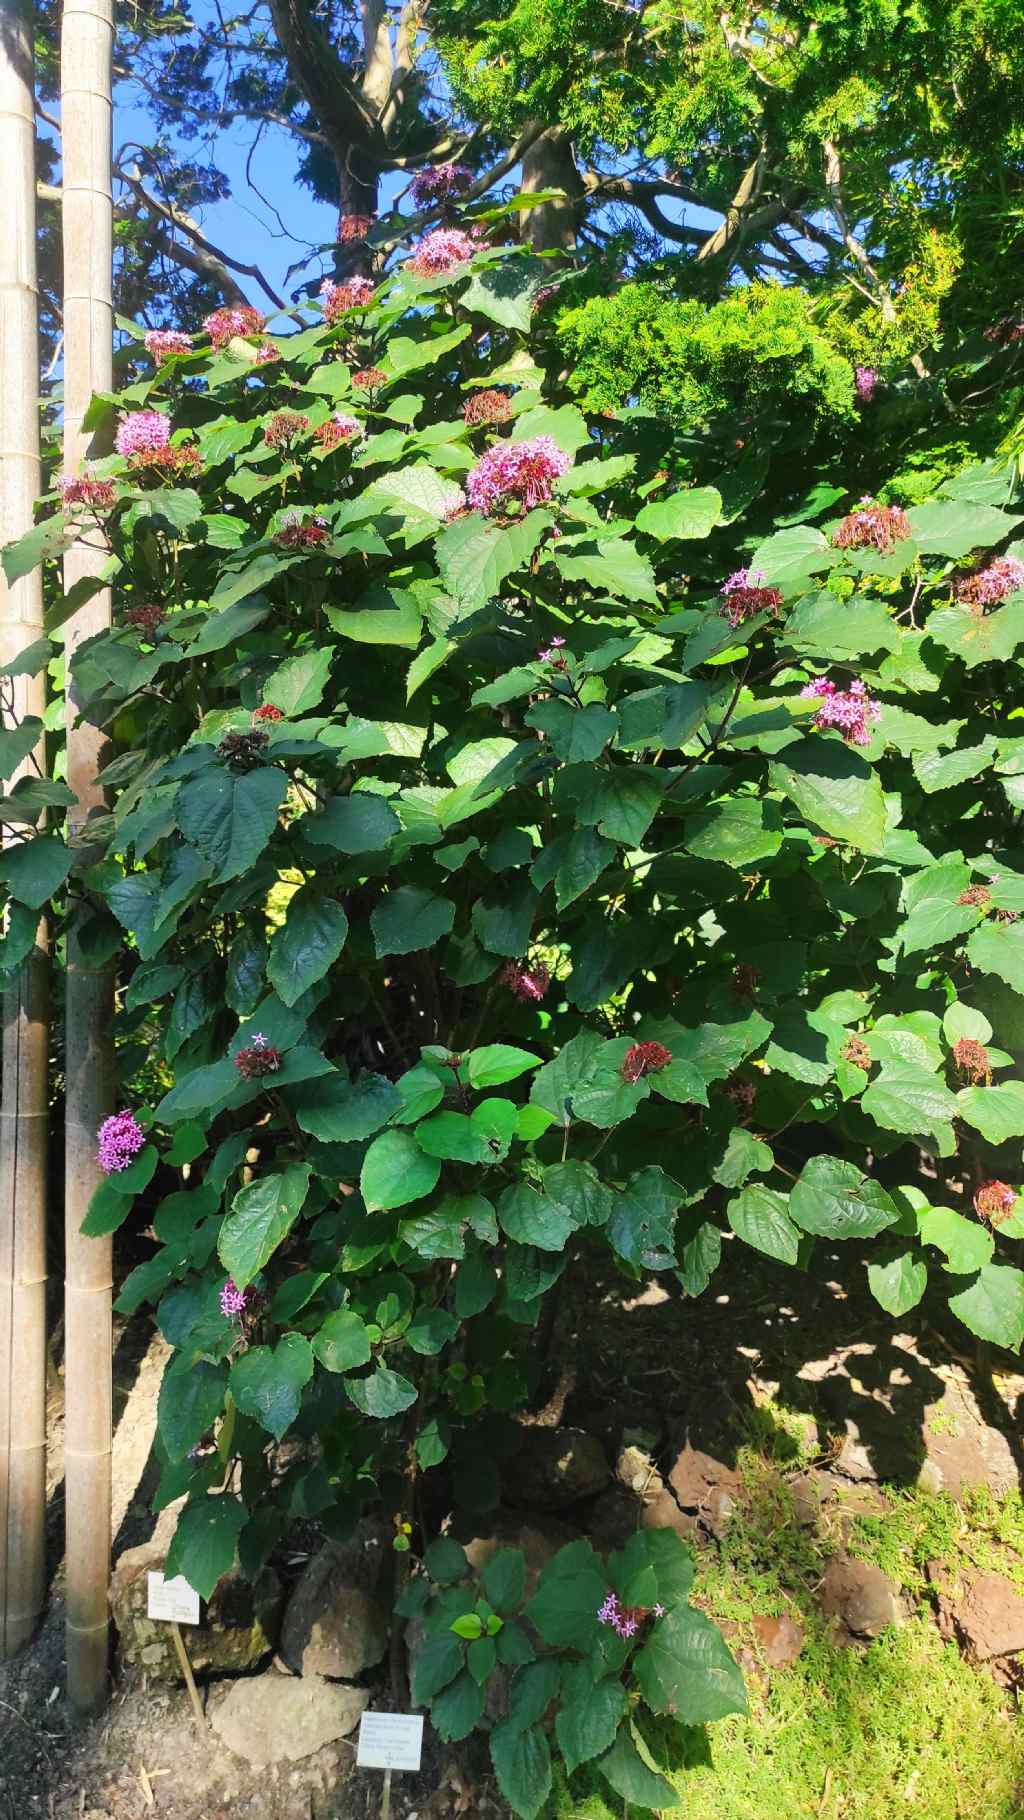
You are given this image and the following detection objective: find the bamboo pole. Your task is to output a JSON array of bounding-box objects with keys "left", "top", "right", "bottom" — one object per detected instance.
[
  {"left": 0, "top": 0, "right": 50, "bottom": 1663},
  {"left": 60, "top": 0, "right": 115, "bottom": 1717}
]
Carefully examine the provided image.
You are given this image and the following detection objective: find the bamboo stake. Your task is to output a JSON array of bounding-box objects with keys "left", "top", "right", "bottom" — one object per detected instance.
[
  {"left": 60, "top": 0, "right": 115, "bottom": 1718},
  {"left": 0, "top": 0, "right": 50, "bottom": 1663}
]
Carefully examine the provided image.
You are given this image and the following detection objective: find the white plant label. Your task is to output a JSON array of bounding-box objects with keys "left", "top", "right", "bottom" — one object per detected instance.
[
  {"left": 356, "top": 1711, "right": 424, "bottom": 1772},
  {"left": 146, "top": 1571, "right": 201, "bottom": 1625}
]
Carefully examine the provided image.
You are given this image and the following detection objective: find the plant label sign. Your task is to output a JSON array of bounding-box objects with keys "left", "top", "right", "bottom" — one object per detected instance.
[
  {"left": 146, "top": 1571, "right": 201, "bottom": 1625},
  {"left": 356, "top": 1711, "right": 424, "bottom": 1772}
]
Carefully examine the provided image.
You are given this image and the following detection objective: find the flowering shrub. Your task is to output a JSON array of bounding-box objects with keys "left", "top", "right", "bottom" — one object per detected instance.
[{"left": 6, "top": 212, "right": 1024, "bottom": 1815}]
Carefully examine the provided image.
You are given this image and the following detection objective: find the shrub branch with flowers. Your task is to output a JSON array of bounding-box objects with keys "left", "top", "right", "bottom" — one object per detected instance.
[{"left": 6, "top": 196, "right": 1024, "bottom": 1813}]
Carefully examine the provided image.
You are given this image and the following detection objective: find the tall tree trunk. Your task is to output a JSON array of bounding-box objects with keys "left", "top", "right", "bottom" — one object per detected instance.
[
  {"left": 520, "top": 129, "right": 583, "bottom": 254},
  {"left": 60, "top": 0, "right": 115, "bottom": 1718},
  {"left": 0, "top": 0, "right": 49, "bottom": 1664}
]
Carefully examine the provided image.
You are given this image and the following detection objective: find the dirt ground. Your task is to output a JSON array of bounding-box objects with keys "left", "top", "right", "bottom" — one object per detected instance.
[{"left": 3, "top": 1231, "right": 1023, "bottom": 1820}]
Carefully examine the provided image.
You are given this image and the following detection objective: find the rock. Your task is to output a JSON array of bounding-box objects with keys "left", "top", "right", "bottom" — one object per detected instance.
[
  {"left": 209, "top": 1673, "right": 367, "bottom": 1766},
  {"left": 667, "top": 1445, "right": 741, "bottom": 1539},
  {"left": 640, "top": 1488, "right": 699, "bottom": 1544},
  {"left": 110, "top": 1541, "right": 282, "bottom": 1682},
  {"left": 940, "top": 1573, "right": 1024, "bottom": 1661},
  {"left": 752, "top": 1612, "right": 805, "bottom": 1669},
  {"left": 588, "top": 1488, "right": 642, "bottom": 1549},
  {"left": 819, "top": 1555, "right": 900, "bottom": 1640},
  {"left": 508, "top": 1427, "right": 608, "bottom": 1509},
  {"left": 280, "top": 1530, "right": 389, "bottom": 1679},
  {"left": 922, "top": 1382, "right": 1019, "bottom": 1500}
]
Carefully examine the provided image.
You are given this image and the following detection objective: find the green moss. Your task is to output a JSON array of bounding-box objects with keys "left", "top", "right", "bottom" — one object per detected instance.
[
  {"left": 551, "top": 1621, "right": 1024, "bottom": 1820},
  {"left": 847, "top": 1484, "right": 1024, "bottom": 1596}
]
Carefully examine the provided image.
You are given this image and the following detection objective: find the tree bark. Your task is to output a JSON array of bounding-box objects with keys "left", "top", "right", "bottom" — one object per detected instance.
[
  {"left": 60, "top": 0, "right": 115, "bottom": 1719},
  {"left": 0, "top": 0, "right": 49, "bottom": 1664},
  {"left": 520, "top": 129, "right": 584, "bottom": 253}
]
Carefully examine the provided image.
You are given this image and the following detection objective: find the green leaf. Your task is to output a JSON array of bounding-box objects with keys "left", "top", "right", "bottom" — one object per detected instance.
[
  {"left": 386, "top": 323, "right": 471, "bottom": 374},
  {"left": 948, "top": 1264, "right": 1024, "bottom": 1349},
  {"left": 925, "top": 599, "right": 1024, "bottom": 669},
  {"left": 490, "top": 1721, "right": 551, "bottom": 1820},
  {"left": 898, "top": 859, "right": 978, "bottom": 956},
  {"left": 293, "top": 1071, "right": 398, "bottom": 1142},
  {"left": 416, "top": 1111, "right": 492, "bottom": 1165},
  {"left": 218, "top": 1165, "right": 311, "bottom": 1288},
  {"left": 686, "top": 798, "right": 783, "bottom": 868},
  {"left": 0, "top": 716, "right": 44, "bottom": 780},
  {"left": 261, "top": 647, "right": 333, "bottom": 716},
  {"left": 912, "top": 741, "right": 994, "bottom": 795},
  {"left": 425, "top": 1536, "right": 469, "bottom": 1583},
  {"left": 302, "top": 793, "right": 401, "bottom": 853},
  {"left": 157, "top": 1357, "right": 228, "bottom": 1463},
  {"left": 635, "top": 487, "right": 721, "bottom": 541},
  {"left": 918, "top": 1205, "right": 994, "bottom": 1274},
  {"left": 361, "top": 1129, "right": 441, "bottom": 1211},
  {"left": 498, "top": 1181, "right": 576, "bottom": 1250},
  {"left": 462, "top": 257, "right": 549, "bottom": 329},
  {"left": 312, "top": 1309, "right": 372, "bottom": 1373},
  {"left": 770, "top": 739, "right": 887, "bottom": 854},
  {"left": 525, "top": 699, "right": 617, "bottom": 763},
  {"left": 165, "top": 1494, "right": 247, "bottom": 1601},
  {"left": 432, "top": 1670, "right": 485, "bottom": 1743},
  {"left": 555, "top": 1668, "right": 628, "bottom": 1778},
  {"left": 266, "top": 889, "right": 348, "bottom": 1006},
  {"left": 436, "top": 509, "right": 551, "bottom": 615},
  {"left": 472, "top": 886, "right": 539, "bottom": 957},
  {"left": 749, "top": 523, "right": 837, "bottom": 591},
  {"left": 597, "top": 1726, "right": 680, "bottom": 1811},
  {"left": 615, "top": 682, "right": 710, "bottom": 753},
  {"left": 407, "top": 1306, "right": 458, "bottom": 1355},
  {"left": 466, "top": 1044, "right": 540, "bottom": 1089},
  {"left": 967, "top": 921, "right": 1024, "bottom": 994},
  {"left": 728, "top": 1186, "right": 800, "bottom": 1264},
  {"left": 525, "top": 1540, "right": 607, "bottom": 1649},
  {"left": 229, "top": 1333, "right": 313, "bottom": 1440},
  {"left": 861, "top": 1064, "right": 959, "bottom": 1143},
  {"left": 555, "top": 538, "right": 658, "bottom": 605},
  {"left": 0, "top": 835, "right": 73, "bottom": 907},
  {"left": 346, "top": 1364, "right": 418, "bottom": 1417},
  {"left": 958, "top": 1081, "right": 1024, "bottom": 1143},
  {"left": 531, "top": 1030, "right": 647, "bottom": 1129},
  {"left": 634, "top": 1603, "right": 747, "bottom": 1722},
  {"left": 608, "top": 1167, "right": 681, "bottom": 1270},
  {"left": 371, "top": 887, "right": 455, "bottom": 957},
  {"left": 3, "top": 515, "right": 73, "bottom": 583},
  {"left": 325, "top": 586, "right": 422, "bottom": 647},
  {"left": 867, "top": 1248, "right": 928, "bottom": 1317},
  {"left": 906, "top": 499, "right": 1021, "bottom": 557},
  {"left": 789, "top": 1157, "right": 900, "bottom": 1239},
  {"left": 482, "top": 1548, "right": 525, "bottom": 1615},
  {"left": 514, "top": 403, "right": 590, "bottom": 453},
  {"left": 411, "top": 1631, "right": 464, "bottom": 1704},
  {"left": 178, "top": 766, "right": 286, "bottom": 881}
]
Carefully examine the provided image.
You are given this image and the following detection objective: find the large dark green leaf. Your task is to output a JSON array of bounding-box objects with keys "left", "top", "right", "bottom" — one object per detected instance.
[
  {"left": 178, "top": 766, "right": 286, "bottom": 881},
  {"left": 266, "top": 889, "right": 348, "bottom": 1005},
  {"left": 634, "top": 1604, "right": 747, "bottom": 1722},
  {"left": 218, "top": 1165, "right": 311, "bottom": 1288}
]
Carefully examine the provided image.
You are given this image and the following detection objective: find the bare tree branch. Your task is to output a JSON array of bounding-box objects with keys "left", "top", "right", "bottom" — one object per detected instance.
[{"left": 117, "top": 164, "right": 286, "bottom": 306}]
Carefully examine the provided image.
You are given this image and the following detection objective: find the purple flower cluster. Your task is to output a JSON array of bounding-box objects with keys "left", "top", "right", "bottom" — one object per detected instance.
[
  {"left": 144, "top": 329, "right": 192, "bottom": 360},
  {"left": 320, "top": 276, "right": 376, "bottom": 322},
  {"left": 220, "top": 1278, "right": 248, "bottom": 1318},
  {"left": 854, "top": 366, "right": 879, "bottom": 403},
  {"left": 409, "top": 163, "right": 473, "bottom": 206},
  {"left": 832, "top": 497, "right": 911, "bottom": 552},
  {"left": 466, "top": 435, "right": 570, "bottom": 515},
  {"left": 801, "top": 675, "right": 881, "bottom": 746},
  {"left": 597, "top": 1590, "right": 665, "bottom": 1639},
  {"left": 115, "top": 411, "right": 172, "bottom": 459},
  {"left": 406, "top": 228, "right": 478, "bottom": 277},
  {"left": 97, "top": 1110, "right": 145, "bottom": 1174},
  {"left": 719, "top": 567, "right": 783, "bottom": 627},
  {"left": 955, "top": 555, "right": 1024, "bottom": 607}
]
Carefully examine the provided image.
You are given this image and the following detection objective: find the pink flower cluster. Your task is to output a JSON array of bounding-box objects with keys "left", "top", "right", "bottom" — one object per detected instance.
[
  {"left": 264, "top": 411, "right": 311, "bottom": 450},
  {"left": 502, "top": 959, "right": 550, "bottom": 1002},
  {"left": 975, "top": 1181, "right": 1017, "bottom": 1223},
  {"left": 854, "top": 366, "right": 879, "bottom": 403},
  {"left": 144, "top": 329, "right": 192, "bottom": 360},
  {"left": 220, "top": 1278, "right": 248, "bottom": 1318},
  {"left": 316, "top": 413, "right": 364, "bottom": 450},
  {"left": 597, "top": 1590, "right": 665, "bottom": 1639},
  {"left": 320, "top": 276, "right": 376, "bottom": 322},
  {"left": 466, "top": 435, "right": 570, "bottom": 515},
  {"left": 352, "top": 367, "right": 387, "bottom": 392},
  {"left": 832, "top": 498, "right": 911, "bottom": 552},
  {"left": 719, "top": 567, "right": 783, "bottom": 627},
  {"left": 409, "top": 163, "right": 473, "bottom": 206},
  {"left": 115, "top": 411, "right": 171, "bottom": 459},
  {"left": 97, "top": 1110, "right": 145, "bottom": 1175},
  {"left": 406, "top": 228, "right": 477, "bottom": 277},
  {"left": 274, "top": 511, "right": 329, "bottom": 550},
  {"left": 59, "top": 472, "right": 116, "bottom": 511},
  {"left": 337, "top": 212, "right": 374, "bottom": 242},
  {"left": 203, "top": 305, "right": 266, "bottom": 348},
  {"left": 955, "top": 555, "right": 1024, "bottom": 607},
  {"left": 622, "top": 1041, "right": 672, "bottom": 1084},
  {"left": 801, "top": 675, "right": 881, "bottom": 746}
]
